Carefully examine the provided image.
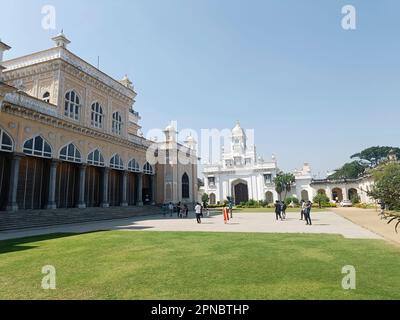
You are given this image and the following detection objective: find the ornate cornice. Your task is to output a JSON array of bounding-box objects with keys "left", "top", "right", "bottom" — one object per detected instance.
[
  {"left": 2, "top": 47, "right": 136, "bottom": 102},
  {"left": 2, "top": 99, "right": 149, "bottom": 152}
]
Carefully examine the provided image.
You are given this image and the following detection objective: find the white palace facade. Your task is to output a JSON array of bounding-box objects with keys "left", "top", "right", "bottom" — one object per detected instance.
[{"left": 202, "top": 122, "right": 376, "bottom": 205}]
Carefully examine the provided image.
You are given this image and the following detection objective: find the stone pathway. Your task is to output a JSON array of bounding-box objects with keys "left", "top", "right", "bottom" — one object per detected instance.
[
  {"left": 332, "top": 207, "right": 400, "bottom": 246},
  {"left": 0, "top": 211, "right": 382, "bottom": 241}
]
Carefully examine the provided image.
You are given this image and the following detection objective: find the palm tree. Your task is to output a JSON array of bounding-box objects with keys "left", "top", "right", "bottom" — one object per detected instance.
[{"left": 274, "top": 172, "right": 296, "bottom": 201}]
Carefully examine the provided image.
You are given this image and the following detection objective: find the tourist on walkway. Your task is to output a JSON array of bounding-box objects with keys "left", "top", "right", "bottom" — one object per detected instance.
[
  {"left": 223, "top": 204, "right": 230, "bottom": 224},
  {"left": 195, "top": 203, "right": 202, "bottom": 224},
  {"left": 300, "top": 200, "right": 306, "bottom": 220},
  {"left": 275, "top": 201, "right": 283, "bottom": 221},
  {"left": 281, "top": 201, "right": 287, "bottom": 220},
  {"left": 183, "top": 204, "right": 189, "bottom": 218},
  {"left": 168, "top": 202, "right": 174, "bottom": 217},
  {"left": 305, "top": 201, "right": 312, "bottom": 225},
  {"left": 177, "top": 202, "right": 182, "bottom": 218},
  {"left": 228, "top": 200, "right": 233, "bottom": 219}
]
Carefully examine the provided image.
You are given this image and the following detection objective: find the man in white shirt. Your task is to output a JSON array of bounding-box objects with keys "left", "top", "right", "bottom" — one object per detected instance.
[{"left": 195, "top": 203, "right": 202, "bottom": 224}]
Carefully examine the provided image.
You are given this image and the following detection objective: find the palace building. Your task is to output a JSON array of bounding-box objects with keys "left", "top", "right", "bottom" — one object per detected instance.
[{"left": 0, "top": 33, "right": 198, "bottom": 213}]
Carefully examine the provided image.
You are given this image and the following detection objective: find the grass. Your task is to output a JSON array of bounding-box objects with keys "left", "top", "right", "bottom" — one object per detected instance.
[{"left": 0, "top": 231, "right": 399, "bottom": 300}]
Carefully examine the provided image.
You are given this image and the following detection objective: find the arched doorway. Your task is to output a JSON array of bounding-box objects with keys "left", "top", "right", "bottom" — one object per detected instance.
[
  {"left": 232, "top": 180, "right": 248, "bottom": 205},
  {"left": 301, "top": 190, "right": 309, "bottom": 201},
  {"left": 332, "top": 188, "right": 343, "bottom": 202},
  {"left": 317, "top": 189, "right": 326, "bottom": 195},
  {"left": 265, "top": 191, "right": 274, "bottom": 204},
  {"left": 209, "top": 193, "right": 216, "bottom": 205},
  {"left": 348, "top": 188, "right": 358, "bottom": 201},
  {"left": 182, "top": 173, "right": 189, "bottom": 199}
]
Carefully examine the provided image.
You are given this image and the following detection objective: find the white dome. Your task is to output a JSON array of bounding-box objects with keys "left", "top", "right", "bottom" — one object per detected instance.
[
  {"left": 165, "top": 124, "right": 175, "bottom": 132},
  {"left": 232, "top": 121, "right": 245, "bottom": 136}
]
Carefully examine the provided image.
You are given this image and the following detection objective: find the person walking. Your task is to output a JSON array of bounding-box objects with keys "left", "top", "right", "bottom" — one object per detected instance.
[
  {"left": 275, "top": 201, "right": 283, "bottom": 221},
  {"left": 184, "top": 204, "right": 189, "bottom": 218},
  {"left": 223, "top": 204, "right": 230, "bottom": 224},
  {"left": 168, "top": 202, "right": 174, "bottom": 217},
  {"left": 300, "top": 200, "right": 306, "bottom": 220},
  {"left": 281, "top": 201, "right": 287, "bottom": 220},
  {"left": 177, "top": 202, "right": 182, "bottom": 218},
  {"left": 305, "top": 201, "right": 312, "bottom": 225},
  {"left": 195, "top": 202, "right": 202, "bottom": 224},
  {"left": 228, "top": 200, "right": 233, "bottom": 219}
]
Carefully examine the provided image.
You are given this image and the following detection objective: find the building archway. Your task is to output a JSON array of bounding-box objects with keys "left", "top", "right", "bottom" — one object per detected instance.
[
  {"left": 301, "top": 190, "right": 309, "bottom": 202},
  {"left": 348, "top": 188, "right": 358, "bottom": 201},
  {"left": 317, "top": 189, "right": 326, "bottom": 195},
  {"left": 209, "top": 193, "right": 216, "bottom": 205},
  {"left": 265, "top": 191, "right": 274, "bottom": 204},
  {"left": 232, "top": 179, "right": 249, "bottom": 205},
  {"left": 332, "top": 188, "right": 343, "bottom": 202}
]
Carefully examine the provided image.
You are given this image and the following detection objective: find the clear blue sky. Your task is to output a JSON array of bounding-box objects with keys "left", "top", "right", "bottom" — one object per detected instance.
[{"left": 1, "top": 0, "right": 400, "bottom": 176}]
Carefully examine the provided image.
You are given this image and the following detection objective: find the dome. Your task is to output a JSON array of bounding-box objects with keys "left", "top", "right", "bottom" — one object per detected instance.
[
  {"left": 186, "top": 134, "right": 195, "bottom": 143},
  {"left": 232, "top": 121, "right": 245, "bottom": 136},
  {"left": 165, "top": 124, "right": 175, "bottom": 132}
]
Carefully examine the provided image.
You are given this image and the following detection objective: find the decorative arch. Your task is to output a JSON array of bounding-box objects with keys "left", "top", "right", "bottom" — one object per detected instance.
[
  {"left": 332, "top": 188, "right": 343, "bottom": 202},
  {"left": 317, "top": 189, "right": 326, "bottom": 195},
  {"left": 128, "top": 158, "right": 140, "bottom": 172},
  {"left": 301, "top": 190, "right": 310, "bottom": 202},
  {"left": 182, "top": 172, "right": 190, "bottom": 199},
  {"left": 231, "top": 179, "right": 249, "bottom": 205},
  {"left": 87, "top": 149, "right": 105, "bottom": 167},
  {"left": 64, "top": 90, "right": 81, "bottom": 120},
  {"left": 91, "top": 102, "right": 104, "bottom": 128},
  {"left": 112, "top": 111, "right": 123, "bottom": 135},
  {"left": 348, "top": 188, "right": 359, "bottom": 201},
  {"left": 59, "top": 143, "right": 82, "bottom": 163},
  {"left": 143, "top": 162, "right": 154, "bottom": 175},
  {"left": 0, "top": 127, "right": 14, "bottom": 152},
  {"left": 209, "top": 193, "right": 216, "bottom": 205},
  {"left": 265, "top": 191, "right": 274, "bottom": 204},
  {"left": 110, "top": 154, "right": 124, "bottom": 170},
  {"left": 23, "top": 135, "right": 52, "bottom": 158}
]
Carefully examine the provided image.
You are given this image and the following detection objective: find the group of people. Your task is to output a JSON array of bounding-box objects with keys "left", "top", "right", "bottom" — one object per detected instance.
[
  {"left": 162, "top": 202, "right": 190, "bottom": 218},
  {"left": 275, "top": 199, "right": 313, "bottom": 225}
]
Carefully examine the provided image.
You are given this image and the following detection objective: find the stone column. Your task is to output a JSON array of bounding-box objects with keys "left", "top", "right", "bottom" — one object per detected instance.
[
  {"left": 6, "top": 153, "right": 22, "bottom": 212},
  {"left": 77, "top": 164, "right": 86, "bottom": 209},
  {"left": 151, "top": 174, "right": 156, "bottom": 205},
  {"left": 342, "top": 187, "right": 349, "bottom": 201},
  {"left": 121, "top": 171, "right": 128, "bottom": 207},
  {"left": 137, "top": 173, "right": 143, "bottom": 206},
  {"left": 46, "top": 160, "right": 59, "bottom": 210},
  {"left": 100, "top": 167, "right": 110, "bottom": 208}
]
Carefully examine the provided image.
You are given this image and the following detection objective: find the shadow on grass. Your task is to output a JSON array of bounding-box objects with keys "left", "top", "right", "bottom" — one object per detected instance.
[{"left": 0, "top": 231, "right": 103, "bottom": 255}]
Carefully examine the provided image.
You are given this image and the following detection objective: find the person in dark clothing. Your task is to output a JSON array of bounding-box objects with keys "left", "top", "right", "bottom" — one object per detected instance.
[
  {"left": 184, "top": 204, "right": 189, "bottom": 218},
  {"left": 275, "top": 201, "right": 283, "bottom": 221},
  {"left": 305, "top": 201, "right": 312, "bottom": 225},
  {"left": 177, "top": 202, "right": 181, "bottom": 218},
  {"left": 281, "top": 202, "right": 287, "bottom": 220},
  {"left": 300, "top": 200, "right": 306, "bottom": 220}
]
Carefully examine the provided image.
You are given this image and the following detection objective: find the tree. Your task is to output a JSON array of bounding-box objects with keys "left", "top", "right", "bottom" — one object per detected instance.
[
  {"left": 351, "top": 146, "right": 400, "bottom": 167},
  {"left": 313, "top": 192, "right": 330, "bottom": 208},
  {"left": 367, "top": 162, "right": 400, "bottom": 211},
  {"left": 274, "top": 172, "right": 296, "bottom": 200},
  {"left": 328, "top": 161, "right": 367, "bottom": 180},
  {"left": 201, "top": 193, "right": 209, "bottom": 207}
]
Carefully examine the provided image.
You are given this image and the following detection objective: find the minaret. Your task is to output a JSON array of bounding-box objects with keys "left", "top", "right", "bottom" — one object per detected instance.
[
  {"left": 0, "top": 39, "right": 11, "bottom": 79},
  {"left": 120, "top": 75, "right": 134, "bottom": 90},
  {"left": 51, "top": 30, "right": 71, "bottom": 49}
]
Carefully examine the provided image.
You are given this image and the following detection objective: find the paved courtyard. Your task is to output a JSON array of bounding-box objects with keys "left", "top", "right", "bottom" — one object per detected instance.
[{"left": 0, "top": 211, "right": 382, "bottom": 241}]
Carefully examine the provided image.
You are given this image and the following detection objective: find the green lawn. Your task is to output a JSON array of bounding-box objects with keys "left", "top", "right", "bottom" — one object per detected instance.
[{"left": 0, "top": 231, "right": 399, "bottom": 300}]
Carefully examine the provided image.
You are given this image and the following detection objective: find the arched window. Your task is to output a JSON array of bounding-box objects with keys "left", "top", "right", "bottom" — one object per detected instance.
[
  {"left": 182, "top": 173, "right": 190, "bottom": 199},
  {"left": 64, "top": 90, "right": 80, "bottom": 120},
  {"left": 59, "top": 143, "right": 82, "bottom": 163},
  {"left": 42, "top": 92, "right": 50, "bottom": 103},
  {"left": 23, "top": 136, "right": 52, "bottom": 158},
  {"left": 87, "top": 149, "right": 105, "bottom": 167},
  {"left": 0, "top": 128, "right": 13, "bottom": 152},
  {"left": 143, "top": 162, "right": 153, "bottom": 175},
  {"left": 91, "top": 102, "right": 104, "bottom": 129},
  {"left": 110, "top": 154, "right": 124, "bottom": 170},
  {"left": 112, "top": 111, "right": 122, "bottom": 135},
  {"left": 128, "top": 159, "right": 140, "bottom": 172}
]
